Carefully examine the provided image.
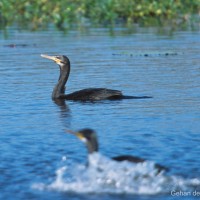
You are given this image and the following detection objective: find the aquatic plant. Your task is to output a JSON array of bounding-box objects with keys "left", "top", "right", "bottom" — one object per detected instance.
[{"left": 0, "top": 0, "right": 199, "bottom": 30}]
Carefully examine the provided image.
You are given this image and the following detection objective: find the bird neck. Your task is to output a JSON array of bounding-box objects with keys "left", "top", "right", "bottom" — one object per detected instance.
[
  {"left": 87, "top": 139, "right": 99, "bottom": 154},
  {"left": 52, "top": 68, "right": 70, "bottom": 99}
]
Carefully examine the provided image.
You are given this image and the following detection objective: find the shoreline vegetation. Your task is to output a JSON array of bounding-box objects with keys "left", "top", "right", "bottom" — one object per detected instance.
[{"left": 0, "top": 0, "right": 199, "bottom": 30}]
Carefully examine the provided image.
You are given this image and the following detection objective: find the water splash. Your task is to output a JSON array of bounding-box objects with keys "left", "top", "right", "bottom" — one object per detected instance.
[{"left": 32, "top": 153, "right": 200, "bottom": 195}]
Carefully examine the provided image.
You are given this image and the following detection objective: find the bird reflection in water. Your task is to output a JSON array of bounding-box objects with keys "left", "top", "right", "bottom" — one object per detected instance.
[{"left": 54, "top": 99, "right": 71, "bottom": 129}]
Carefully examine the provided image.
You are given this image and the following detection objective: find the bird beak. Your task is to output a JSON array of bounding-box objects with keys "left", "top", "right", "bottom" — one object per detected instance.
[
  {"left": 41, "top": 54, "right": 60, "bottom": 63},
  {"left": 65, "top": 130, "right": 86, "bottom": 142},
  {"left": 66, "top": 129, "right": 76, "bottom": 135}
]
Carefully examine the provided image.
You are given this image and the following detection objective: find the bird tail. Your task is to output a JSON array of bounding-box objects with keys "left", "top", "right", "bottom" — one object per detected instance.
[{"left": 122, "top": 95, "right": 153, "bottom": 99}]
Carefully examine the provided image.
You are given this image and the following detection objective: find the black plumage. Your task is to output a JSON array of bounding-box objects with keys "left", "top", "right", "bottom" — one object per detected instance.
[
  {"left": 67, "top": 128, "right": 168, "bottom": 174},
  {"left": 41, "top": 54, "right": 151, "bottom": 101}
]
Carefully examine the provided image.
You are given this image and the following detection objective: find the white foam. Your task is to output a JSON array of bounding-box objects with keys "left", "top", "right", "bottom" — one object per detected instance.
[{"left": 32, "top": 153, "right": 200, "bottom": 195}]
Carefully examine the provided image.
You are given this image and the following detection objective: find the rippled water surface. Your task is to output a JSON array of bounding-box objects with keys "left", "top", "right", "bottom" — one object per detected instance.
[{"left": 0, "top": 27, "right": 200, "bottom": 200}]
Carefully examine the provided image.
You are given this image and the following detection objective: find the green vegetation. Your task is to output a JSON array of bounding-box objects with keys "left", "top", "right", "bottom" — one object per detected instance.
[{"left": 0, "top": 0, "right": 199, "bottom": 30}]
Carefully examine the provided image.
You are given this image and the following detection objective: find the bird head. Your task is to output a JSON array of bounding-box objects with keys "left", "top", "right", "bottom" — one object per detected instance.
[
  {"left": 41, "top": 54, "right": 70, "bottom": 70},
  {"left": 66, "top": 129, "right": 99, "bottom": 154}
]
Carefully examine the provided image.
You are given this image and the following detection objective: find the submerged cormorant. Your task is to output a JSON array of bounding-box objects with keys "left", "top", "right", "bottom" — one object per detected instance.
[
  {"left": 67, "top": 129, "right": 168, "bottom": 174},
  {"left": 41, "top": 54, "right": 151, "bottom": 101}
]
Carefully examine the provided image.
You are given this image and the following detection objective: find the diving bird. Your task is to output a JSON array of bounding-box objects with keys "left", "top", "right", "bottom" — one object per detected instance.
[
  {"left": 41, "top": 54, "right": 152, "bottom": 101},
  {"left": 67, "top": 129, "right": 168, "bottom": 174}
]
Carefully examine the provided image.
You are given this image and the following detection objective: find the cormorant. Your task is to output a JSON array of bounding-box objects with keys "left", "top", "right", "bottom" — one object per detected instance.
[
  {"left": 67, "top": 128, "right": 168, "bottom": 174},
  {"left": 41, "top": 54, "right": 151, "bottom": 101}
]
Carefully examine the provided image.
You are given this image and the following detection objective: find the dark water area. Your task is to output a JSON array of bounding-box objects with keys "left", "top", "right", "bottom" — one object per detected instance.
[{"left": 0, "top": 26, "right": 200, "bottom": 200}]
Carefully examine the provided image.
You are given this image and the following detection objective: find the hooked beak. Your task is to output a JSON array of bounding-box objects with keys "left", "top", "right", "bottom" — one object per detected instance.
[
  {"left": 41, "top": 54, "right": 61, "bottom": 64},
  {"left": 66, "top": 129, "right": 76, "bottom": 135},
  {"left": 65, "top": 130, "right": 87, "bottom": 142}
]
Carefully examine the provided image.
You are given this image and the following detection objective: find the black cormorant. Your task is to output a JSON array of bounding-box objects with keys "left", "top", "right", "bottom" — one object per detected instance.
[
  {"left": 41, "top": 54, "right": 151, "bottom": 101},
  {"left": 67, "top": 128, "right": 168, "bottom": 174}
]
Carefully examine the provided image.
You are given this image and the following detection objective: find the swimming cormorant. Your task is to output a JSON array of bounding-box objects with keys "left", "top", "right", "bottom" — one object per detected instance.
[
  {"left": 67, "top": 128, "right": 168, "bottom": 174},
  {"left": 41, "top": 54, "right": 151, "bottom": 101}
]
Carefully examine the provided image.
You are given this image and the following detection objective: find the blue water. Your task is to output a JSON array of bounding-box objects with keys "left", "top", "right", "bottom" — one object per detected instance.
[{"left": 0, "top": 27, "right": 200, "bottom": 200}]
